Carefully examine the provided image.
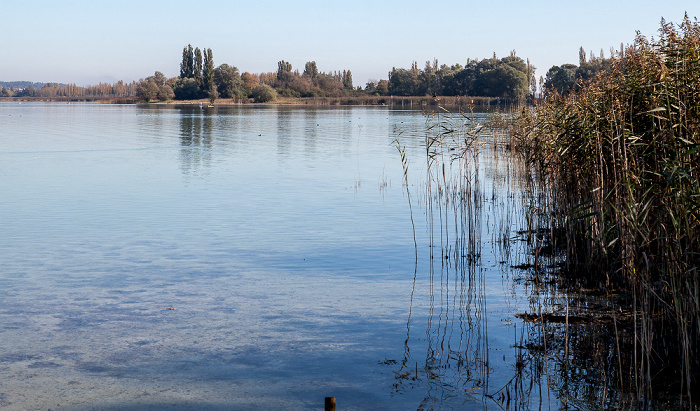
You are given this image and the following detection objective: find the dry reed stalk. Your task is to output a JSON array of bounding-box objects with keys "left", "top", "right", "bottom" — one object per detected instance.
[{"left": 510, "top": 15, "right": 700, "bottom": 408}]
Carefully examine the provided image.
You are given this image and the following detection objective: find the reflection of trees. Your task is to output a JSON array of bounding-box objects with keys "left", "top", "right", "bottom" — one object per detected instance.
[
  {"left": 302, "top": 108, "right": 319, "bottom": 156},
  {"left": 275, "top": 108, "right": 291, "bottom": 158},
  {"left": 179, "top": 107, "right": 214, "bottom": 175}
]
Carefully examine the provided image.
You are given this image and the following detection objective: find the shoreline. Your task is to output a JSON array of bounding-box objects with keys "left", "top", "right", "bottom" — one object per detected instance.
[{"left": 0, "top": 95, "right": 518, "bottom": 108}]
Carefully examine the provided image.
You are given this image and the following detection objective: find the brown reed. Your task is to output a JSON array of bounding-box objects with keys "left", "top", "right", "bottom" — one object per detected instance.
[{"left": 511, "top": 14, "right": 700, "bottom": 407}]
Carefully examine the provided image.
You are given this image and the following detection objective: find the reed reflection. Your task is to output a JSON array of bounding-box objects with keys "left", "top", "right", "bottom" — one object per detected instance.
[
  {"left": 395, "top": 107, "right": 687, "bottom": 409},
  {"left": 394, "top": 109, "right": 492, "bottom": 408},
  {"left": 393, "top": 109, "right": 574, "bottom": 409}
]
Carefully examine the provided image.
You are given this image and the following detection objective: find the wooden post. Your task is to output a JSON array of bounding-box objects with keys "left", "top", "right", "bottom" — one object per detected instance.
[{"left": 325, "top": 396, "right": 336, "bottom": 411}]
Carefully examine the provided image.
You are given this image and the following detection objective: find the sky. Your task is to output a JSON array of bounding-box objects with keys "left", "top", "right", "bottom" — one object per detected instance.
[{"left": 1, "top": 0, "right": 698, "bottom": 88}]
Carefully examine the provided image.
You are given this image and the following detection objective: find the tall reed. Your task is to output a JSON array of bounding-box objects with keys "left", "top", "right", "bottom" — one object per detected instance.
[
  {"left": 512, "top": 15, "right": 700, "bottom": 406},
  {"left": 392, "top": 105, "right": 567, "bottom": 408}
]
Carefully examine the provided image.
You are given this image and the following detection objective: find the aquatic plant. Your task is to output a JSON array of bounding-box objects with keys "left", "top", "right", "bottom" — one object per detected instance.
[
  {"left": 393, "top": 106, "right": 490, "bottom": 406},
  {"left": 511, "top": 14, "right": 700, "bottom": 407},
  {"left": 392, "top": 104, "right": 562, "bottom": 408}
]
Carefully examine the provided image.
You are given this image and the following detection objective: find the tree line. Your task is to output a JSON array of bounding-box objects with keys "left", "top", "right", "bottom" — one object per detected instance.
[
  {"left": 0, "top": 81, "right": 137, "bottom": 98},
  {"left": 0, "top": 44, "right": 620, "bottom": 102},
  {"left": 382, "top": 52, "right": 537, "bottom": 100},
  {"left": 136, "top": 44, "right": 358, "bottom": 103},
  {"left": 542, "top": 46, "right": 616, "bottom": 95},
  {"left": 135, "top": 45, "right": 544, "bottom": 102}
]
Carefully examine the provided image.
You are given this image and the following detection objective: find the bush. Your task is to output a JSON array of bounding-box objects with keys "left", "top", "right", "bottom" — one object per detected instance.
[
  {"left": 277, "top": 88, "right": 300, "bottom": 98},
  {"left": 250, "top": 84, "right": 277, "bottom": 103}
]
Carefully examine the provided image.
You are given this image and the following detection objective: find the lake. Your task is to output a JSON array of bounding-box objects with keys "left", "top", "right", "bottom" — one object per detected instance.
[{"left": 1, "top": 103, "right": 564, "bottom": 410}]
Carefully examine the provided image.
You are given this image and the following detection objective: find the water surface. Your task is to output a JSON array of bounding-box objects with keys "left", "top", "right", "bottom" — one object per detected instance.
[{"left": 1, "top": 103, "right": 549, "bottom": 410}]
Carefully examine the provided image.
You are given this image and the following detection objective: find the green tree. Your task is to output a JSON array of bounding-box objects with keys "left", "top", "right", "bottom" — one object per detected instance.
[
  {"left": 180, "top": 44, "right": 195, "bottom": 79},
  {"left": 419, "top": 59, "right": 439, "bottom": 95},
  {"left": 469, "top": 54, "right": 530, "bottom": 99},
  {"left": 501, "top": 52, "right": 528, "bottom": 74},
  {"left": 474, "top": 57, "right": 500, "bottom": 75},
  {"left": 435, "top": 63, "right": 464, "bottom": 96},
  {"left": 542, "top": 48, "right": 613, "bottom": 97},
  {"left": 154, "top": 72, "right": 175, "bottom": 100},
  {"left": 576, "top": 50, "right": 613, "bottom": 84},
  {"left": 19, "top": 85, "right": 37, "bottom": 97},
  {"left": 527, "top": 58, "right": 537, "bottom": 98},
  {"left": 450, "top": 63, "right": 477, "bottom": 96},
  {"left": 303, "top": 61, "right": 319, "bottom": 79},
  {"left": 276, "top": 60, "right": 294, "bottom": 89},
  {"left": 315, "top": 74, "right": 343, "bottom": 95},
  {"left": 388, "top": 64, "right": 422, "bottom": 96},
  {"left": 136, "top": 77, "right": 159, "bottom": 101},
  {"left": 544, "top": 63, "right": 578, "bottom": 95},
  {"left": 365, "top": 80, "right": 377, "bottom": 92},
  {"left": 136, "top": 71, "right": 174, "bottom": 101},
  {"left": 173, "top": 77, "right": 203, "bottom": 100},
  {"left": 342, "top": 70, "right": 353, "bottom": 89},
  {"left": 377, "top": 79, "right": 389, "bottom": 95},
  {"left": 473, "top": 64, "right": 527, "bottom": 98},
  {"left": 194, "top": 47, "right": 203, "bottom": 86},
  {"left": 278, "top": 60, "right": 292, "bottom": 74},
  {"left": 214, "top": 64, "right": 244, "bottom": 99},
  {"left": 203, "top": 48, "right": 215, "bottom": 91}
]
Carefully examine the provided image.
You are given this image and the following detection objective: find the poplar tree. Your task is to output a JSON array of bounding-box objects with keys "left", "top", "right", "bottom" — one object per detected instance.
[
  {"left": 203, "top": 48, "right": 215, "bottom": 91},
  {"left": 180, "top": 44, "right": 195, "bottom": 79},
  {"left": 303, "top": 61, "right": 318, "bottom": 79},
  {"left": 343, "top": 70, "right": 353, "bottom": 89},
  {"left": 180, "top": 46, "right": 188, "bottom": 78},
  {"left": 276, "top": 60, "right": 293, "bottom": 88},
  {"left": 194, "top": 48, "right": 203, "bottom": 86},
  {"left": 277, "top": 60, "right": 292, "bottom": 75}
]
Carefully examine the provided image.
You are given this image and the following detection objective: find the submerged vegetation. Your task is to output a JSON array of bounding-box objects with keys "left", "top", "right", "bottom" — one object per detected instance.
[{"left": 511, "top": 15, "right": 700, "bottom": 407}]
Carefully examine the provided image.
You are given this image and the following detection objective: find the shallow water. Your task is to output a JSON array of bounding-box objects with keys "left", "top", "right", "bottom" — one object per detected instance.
[{"left": 1, "top": 103, "right": 554, "bottom": 410}]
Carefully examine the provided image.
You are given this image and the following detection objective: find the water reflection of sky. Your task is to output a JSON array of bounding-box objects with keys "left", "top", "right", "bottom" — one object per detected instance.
[{"left": 0, "top": 103, "right": 551, "bottom": 410}]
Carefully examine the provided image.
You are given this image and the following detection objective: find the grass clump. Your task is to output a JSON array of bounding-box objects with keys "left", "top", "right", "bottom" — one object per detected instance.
[{"left": 512, "top": 15, "right": 700, "bottom": 405}]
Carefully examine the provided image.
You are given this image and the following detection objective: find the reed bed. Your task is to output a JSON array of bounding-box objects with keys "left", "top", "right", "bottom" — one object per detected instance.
[
  {"left": 511, "top": 15, "right": 700, "bottom": 407},
  {"left": 392, "top": 105, "right": 561, "bottom": 408}
]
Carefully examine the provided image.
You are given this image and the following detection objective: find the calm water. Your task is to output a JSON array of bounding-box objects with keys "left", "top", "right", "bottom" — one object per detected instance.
[{"left": 1, "top": 103, "right": 554, "bottom": 410}]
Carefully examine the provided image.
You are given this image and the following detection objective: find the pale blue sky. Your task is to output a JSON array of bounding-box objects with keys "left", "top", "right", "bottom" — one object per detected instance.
[{"left": 1, "top": 1, "right": 697, "bottom": 87}]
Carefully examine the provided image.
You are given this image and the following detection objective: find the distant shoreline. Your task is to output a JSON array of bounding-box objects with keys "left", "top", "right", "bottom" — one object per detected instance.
[
  {"left": 0, "top": 96, "right": 140, "bottom": 104},
  {"left": 0, "top": 95, "right": 517, "bottom": 108}
]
